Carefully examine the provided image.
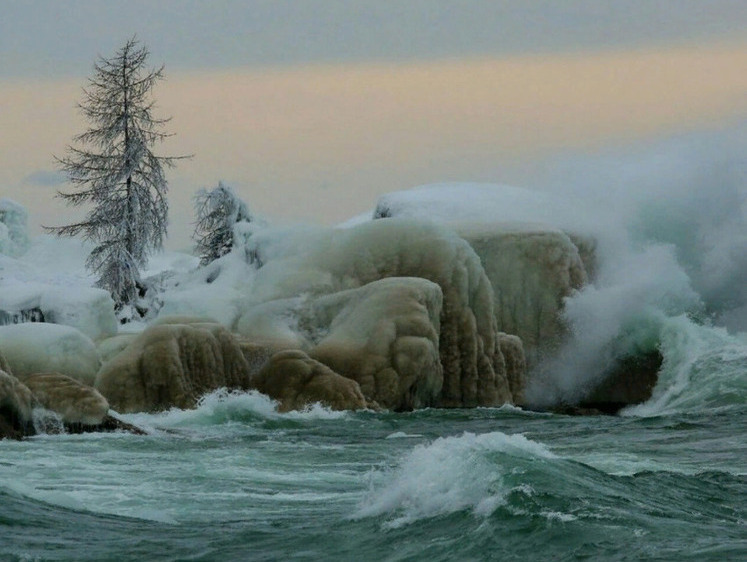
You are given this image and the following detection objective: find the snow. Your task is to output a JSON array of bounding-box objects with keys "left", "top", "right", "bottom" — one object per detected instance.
[
  {"left": 0, "top": 198, "right": 30, "bottom": 257},
  {"left": 0, "top": 323, "right": 101, "bottom": 385}
]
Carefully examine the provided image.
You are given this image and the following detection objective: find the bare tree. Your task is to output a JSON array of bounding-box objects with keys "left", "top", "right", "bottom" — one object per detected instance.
[
  {"left": 192, "top": 182, "right": 253, "bottom": 266},
  {"left": 48, "top": 37, "right": 185, "bottom": 317}
]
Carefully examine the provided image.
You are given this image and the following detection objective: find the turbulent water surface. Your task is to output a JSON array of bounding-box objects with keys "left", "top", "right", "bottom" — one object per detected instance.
[{"left": 1, "top": 317, "right": 745, "bottom": 561}]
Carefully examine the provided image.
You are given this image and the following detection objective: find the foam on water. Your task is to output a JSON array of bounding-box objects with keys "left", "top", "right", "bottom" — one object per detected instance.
[
  {"left": 353, "top": 431, "right": 556, "bottom": 527},
  {"left": 121, "top": 388, "right": 349, "bottom": 431},
  {"left": 625, "top": 315, "right": 747, "bottom": 416}
]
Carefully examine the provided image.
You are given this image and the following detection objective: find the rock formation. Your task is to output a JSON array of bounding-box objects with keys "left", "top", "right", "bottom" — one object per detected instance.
[
  {"left": 0, "top": 368, "right": 34, "bottom": 439},
  {"left": 239, "top": 219, "right": 512, "bottom": 407},
  {"left": 307, "top": 277, "right": 443, "bottom": 410},
  {"left": 457, "top": 223, "right": 587, "bottom": 365},
  {"left": 24, "top": 373, "right": 110, "bottom": 426},
  {"left": 498, "top": 333, "right": 527, "bottom": 405},
  {"left": 251, "top": 350, "right": 367, "bottom": 412},
  {"left": 95, "top": 320, "right": 252, "bottom": 412}
]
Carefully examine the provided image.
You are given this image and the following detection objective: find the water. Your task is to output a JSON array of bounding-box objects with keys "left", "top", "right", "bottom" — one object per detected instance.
[{"left": 1, "top": 330, "right": 745, "bottom": 562}]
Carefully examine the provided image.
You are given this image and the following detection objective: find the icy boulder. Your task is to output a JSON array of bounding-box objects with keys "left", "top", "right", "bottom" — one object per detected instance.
[
  {"left": 95, "top": 319, "right": 252, "bottom": 412},
  {"left": 24, "top": 373, "right": 110, "bottom": 426},
  {"left": 308, "top": 277, "right": 443, "bottom": 410},
  {"left": 251, "top": 349, "right": 368, "bottom": 412},
  {"left": 0, "top": 368, "right": 35, "bottom": 439},
  {"left": 0, "top": 323, "right": 101, "bottom": 385},
  {"left": 0, "top": 198, "right": 30, "bottom": 257},
  {"left": 497, "top": 333, "right": 527, "bottom": 405},
  {"left": 457, "top": 223, "right": 588, "bottom": 364},
  {"left": 241, "top": 219, "right": 512, "bottom": 407}
]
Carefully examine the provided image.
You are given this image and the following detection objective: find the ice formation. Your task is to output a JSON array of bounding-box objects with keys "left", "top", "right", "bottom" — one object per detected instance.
[
  {"left": 95, "top": 319, "right": 252, "bottom": 412},
  {"left": 239, "top": 219, "right": 513, "bottom": 407},
  {"left": 252, "top": 349, "right": 368, "bottom": 412},
  {"left": 23, "top": 373, "right": 110, "bottom": 426},
  {"left": 0, "top": 324, "right": 101, "bottom": 385},
  {"left": 457, "top": 222, "right": 587, "bottom": 364}
]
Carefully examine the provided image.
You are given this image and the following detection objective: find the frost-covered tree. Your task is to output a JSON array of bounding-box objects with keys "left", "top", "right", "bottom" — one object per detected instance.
[
  {"left": 48, "top": 37, "right": 184, "bottom": 316},
  {"left": 192, "top": 182, "right": 253, "bottom": 266}
]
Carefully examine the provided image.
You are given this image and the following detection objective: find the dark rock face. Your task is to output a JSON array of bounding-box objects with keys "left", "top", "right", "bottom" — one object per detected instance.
[
  {"left": 579, "top": 350, "right": 664, "bottom": 414},
  {"left": 0, "top": 307, "right": 45, "bottom": 326}
]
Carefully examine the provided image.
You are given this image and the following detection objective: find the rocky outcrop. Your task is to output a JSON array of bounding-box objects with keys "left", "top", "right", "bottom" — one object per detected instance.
[
  {"left": 457, "top": 223, "right": 588, "bottom": 365},
  {"left": 307, "top": 277, "right": 443, "bottom": 410},
  {"left": 251, "top": 350, "right": 368, "bottom": 412},
  {"left": 579, "top": 349, "right": 663, "bottom": 414},
  {"left": 240, "top": 219, "right": 512, "bottom": 408},
  {"left": 24, "top": 373, "right": 109, "bottom": 426},
  {"left": 498, "top": 333, "right": 527, "bottom": 405},
  {"left": 0, "top": 368, "right": 34, "bottom": 439},
  {"left": 95, "top": 320, "right": 252, "bottom": 413}
]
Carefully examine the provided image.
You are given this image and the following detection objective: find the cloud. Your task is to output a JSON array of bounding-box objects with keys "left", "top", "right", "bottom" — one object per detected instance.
[{"left": 22, "top": 170, "right": 66, "bottom": 187}]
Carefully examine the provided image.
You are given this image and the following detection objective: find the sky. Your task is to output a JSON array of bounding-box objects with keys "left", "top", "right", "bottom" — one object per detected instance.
[{"left": 1, "top": 1, "right": 746, "bottom": 248}]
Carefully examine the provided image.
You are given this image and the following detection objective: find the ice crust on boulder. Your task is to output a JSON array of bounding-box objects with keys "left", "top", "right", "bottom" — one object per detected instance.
[
  {"left": 24, "top": 373, "right": 110, "bottom": 426},
  {"left": 457, "top": 222, "right": 587, "bottom": 364},
  {"left": 95, "top": 319, "right": 252, "bottom": 413},
  {"left": 251, "top": 349, "right": 368, "bottom": 412},
  {"left": 308, "top": 277, "right": 443, "bottom": 410},
  {"left": 0, "top": 323, "right": 101, "bottom": 385},
  {"left": 239, "top": 219, "right": 513, "bottom": 407}
]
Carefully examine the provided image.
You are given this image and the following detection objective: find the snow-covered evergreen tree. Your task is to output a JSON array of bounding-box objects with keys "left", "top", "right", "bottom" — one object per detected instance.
[
  {"left": 48, "top": 37, "right": 185, "bottom": 317},
  {"left": 192, "top": 182, "right": 253, "bottom": 266}
]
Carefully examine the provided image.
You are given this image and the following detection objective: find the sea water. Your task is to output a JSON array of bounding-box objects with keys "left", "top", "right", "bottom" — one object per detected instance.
[{"left": 1, "top": 316, "right": 744, "bottom": 561}]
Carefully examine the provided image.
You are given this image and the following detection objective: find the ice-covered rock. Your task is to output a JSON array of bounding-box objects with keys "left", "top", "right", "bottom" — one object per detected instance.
[
  {"left": 23, "top": 373, "right": 110, "bottom": 426},
  {"left": 497, "top": 333, "right": 527, "bottom": 405},
  {"left": 0, "top": 368, "right": 35, "bottom": 439},
  {"left": 251, "top": 349, "right": 368, "bottom": 412},
  {"left": 0, "top": 323, "right": 101, "bottom": 385},
  {"left": 457, "top": 223, "right": 587, "bottom": 364},
  {"left": 308, "top": 277, "right": 443, "bottom": 410},
  {"left": 241, "top": 219, "right": 512, "bottom": 407},
  {"left": 0, "top": 198, "right": 30, "bottom": 257},
  {"left": 97, "top": 334, "right": 138, "bottom": 363},
  {"left": 95, "top": 319, "right": 252, "bottom": 412}
]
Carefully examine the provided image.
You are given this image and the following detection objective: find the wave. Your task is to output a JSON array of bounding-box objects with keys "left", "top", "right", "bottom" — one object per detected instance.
[
  {"left": 119, "top": 388, "right": 349, "bottom": 430},
  {"left": 352, "top": 431, "right": 559, "bottom": 527},
  {"left": 624, "top": 316, "right": 747, "bottom": 416}
]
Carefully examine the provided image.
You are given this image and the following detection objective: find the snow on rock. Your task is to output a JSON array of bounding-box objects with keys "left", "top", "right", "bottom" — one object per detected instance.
[
  {"left": 0, "top": 198, "right": 30, "bottom": 258},
  {"left": 240, "top": 219, "right": 512, "bottom": 407},
  {"left": 0, "top": 283, "right": 116, "bottom": 341},
  {"left": 23, "top": 373, "right": 110, "bottom": 426},
  {"left": 39, "top": 287, "right": 117, "bottom": 341},
  {"left": 0, "top": 323, "right": 101, "bottom": 385},
  {"left": 95, "top": 318, "right": 252, "bottom": 413},
  {"left": 251, "top": 349, "right": 368, "bottom": 412},
  {"left": 153, "top": 250, "right": 254, "bottom": 327},
  {"left": 369, "top": 184, "right": 593, "bottom": 365},
  {"left": 372, "top": 183, "right": 575, "bottom": 228}
]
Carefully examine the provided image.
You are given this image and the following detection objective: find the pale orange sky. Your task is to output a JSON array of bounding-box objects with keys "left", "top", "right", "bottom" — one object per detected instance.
[{"left": 1, "top": 40, "right": 745, "bottom": 248}]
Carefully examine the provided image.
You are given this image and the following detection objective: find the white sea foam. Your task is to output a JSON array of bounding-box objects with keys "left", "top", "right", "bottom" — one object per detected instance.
[
  {"left": 120, "top": 388, "right": 349, "bottom": 430},
  {"left": 353, "top": 431, "right": 555, "bottom": 527}
]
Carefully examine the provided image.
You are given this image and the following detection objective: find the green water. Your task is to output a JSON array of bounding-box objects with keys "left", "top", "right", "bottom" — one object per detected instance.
[{"left": 1, "top": 391, "right": 744, "bottom": 561}]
